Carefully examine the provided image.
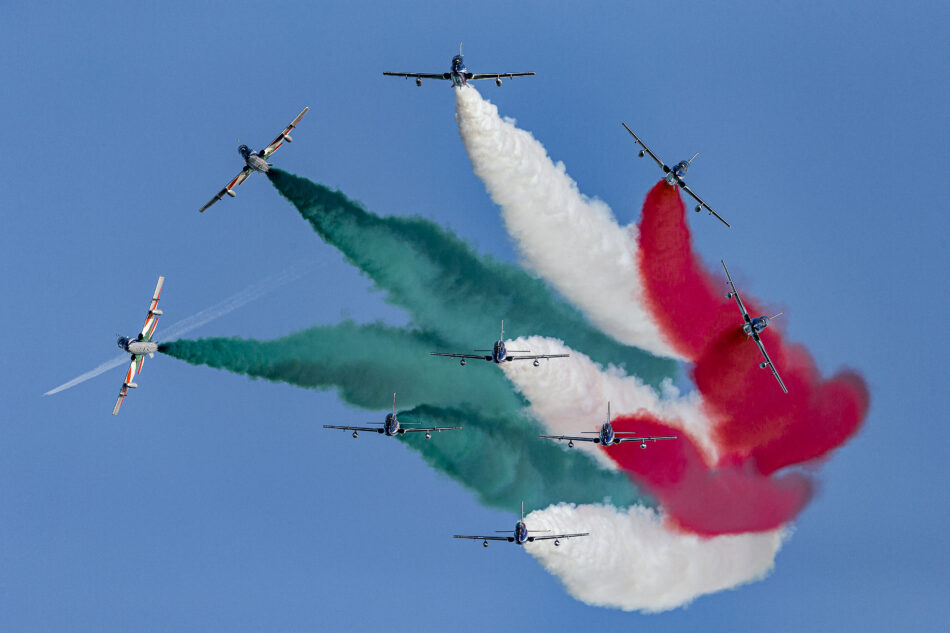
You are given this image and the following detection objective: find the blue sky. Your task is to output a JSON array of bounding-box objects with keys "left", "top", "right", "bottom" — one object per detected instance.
[{"left": 1, "top": 1, "right": 948, "bottom": 630}]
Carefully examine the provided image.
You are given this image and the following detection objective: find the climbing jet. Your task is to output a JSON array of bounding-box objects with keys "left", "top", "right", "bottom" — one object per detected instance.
[
  {"left": 454, "top": 501, "right": 589, "bottom": 548},
  {"left": 722, "top": 260, "right": 788, "bottom": 394},
  {"left": 199, "top": 107, "right": 309, "bottom": 213},
  {"left": 539, "top": 402, "right": 677, "bottom": 448},
  {"left": 621, "top": 122, "right": 731, "bottom": 228},
  {"left": 384, "top": 44, "right": 534, "bottom": 88},
  {"left": 430, "top": 320, "right": 569, "bottom": 367},
  {"left": 323, "top": 393, "right": 461, "bottom": 439},
  {"left": 112, "top": 276, "right": 164, "bottom": 415}
]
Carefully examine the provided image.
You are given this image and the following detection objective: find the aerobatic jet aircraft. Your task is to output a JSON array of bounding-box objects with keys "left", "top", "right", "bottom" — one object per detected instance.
[
  {"left": 454, "top": 501, "right": 589, "bottom": 548},
  {"left": 621, "top": 122, "right": 731, "bottom": 228},
  {"left": 722, "top": 260, "right": 788, "bottom": 394},
  {"left": 199, "top": 107, "right": 309, "bottom": 213},
  {"left": 430, "top": 320, "right": 569, "bottom": 367},
  {"left": 383, "top": 44, "right": 534, "bottom": 88},
  {"left": 539, "top": 402, "right": 677, "bottom": 449},
  {"left": 323, "top": 393, "right": 462, "bottom": 439},
  {"left": 112, "top": 276, "right": 164, "bottom": 415}
]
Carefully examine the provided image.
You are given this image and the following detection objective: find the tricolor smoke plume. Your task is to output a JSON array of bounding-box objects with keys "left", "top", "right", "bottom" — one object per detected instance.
[
  {"left": 265, "top": 168, "right": 676, "bottom": 384},
  {"left": 503, "top": 337, "right": 812, "bottom": 535},
  {"left": 454, "top": 86, "right": 679, "bottom": 359},
  {"left": 159, "top": 324, "right": 646, "bottom": 511},
  {"left": 525, "top": 503, "right": 787, "bottom": 612},
  {"left": 637, "top": 183, "right": 870, "bottom": 474}
]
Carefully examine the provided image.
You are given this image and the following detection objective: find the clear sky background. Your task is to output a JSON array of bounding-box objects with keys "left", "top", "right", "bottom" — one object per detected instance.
[{"left": 1, "top": 1, "right": 947, "bottom": 630}]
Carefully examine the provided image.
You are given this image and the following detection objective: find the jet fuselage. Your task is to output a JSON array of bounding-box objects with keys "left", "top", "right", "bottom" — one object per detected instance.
[{"left": 117, "top": 336, "right": 157, "bottom": 356}]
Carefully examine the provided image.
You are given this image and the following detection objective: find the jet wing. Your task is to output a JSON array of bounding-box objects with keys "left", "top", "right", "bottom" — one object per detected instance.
[
  {"left": 721, "top": 260, "right": 752, "bottom": 322},
  {"left": 506, "top": 354, "right": 571, "bottom": 362},
  {"left": 466, "top": 72, "right": 536, "bottom": 80},
  {"left": 622, "top": 123, "right": 669, "bottom": 173},
  {"left": 139, "top": 276, "right": 164, "bottom": 342},
  {"left": 400, "top": 426, "right": 463, "bottom": 433},
  {"left": 430, "top": 352, "right": 492, "bottom": 361},
  {"left": 753, "top": 337, "right": 789, "bottom": 394},
  {"left": 112, "top": 384, "right": 128, "bottom": 416},
  {"left": 199, "top": 167, "right": 253, "bottom": 213},
  {"left": 323, "top": 424, "right": 385, "bottom": 433},
  {"left": 680, "top": 182, "right": 731, "bottom": 228},
  {"left": 383, "top": 72, "right": 452, "bottom": 80},
  {"left": 112, "top": 355, "right": 143, "bottom": 416},
  {"left": 453, "top": 534, "right": 514, "bottom": 542},
  {"left": 613, "top": 434, "right": 678, "bottom": 443},
  {"left": 529, "top": 532, "right": 589, "bottom": 541},
  {"left": 539, "top": 434, "right": 600, "bottom": 444},
  {"left": 261, "top": 106, "right": 310, "bottom": 158}
]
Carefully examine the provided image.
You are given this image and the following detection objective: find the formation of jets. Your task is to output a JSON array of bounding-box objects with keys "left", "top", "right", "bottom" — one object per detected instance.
[
  {"left": 454, "top": 501, "right": 589, "bottom": 548},
  {"left": 540, "top": 403, "right": 678, "bottom": 449},
  {"left": 72, "top": 44, "right": 799, "bottom": 556},
  {"left": 430, "top": 320, "right": 569, "bottom": 367},
  {"left": 323, "top": 393, "right": 462, "bottom": 439}
]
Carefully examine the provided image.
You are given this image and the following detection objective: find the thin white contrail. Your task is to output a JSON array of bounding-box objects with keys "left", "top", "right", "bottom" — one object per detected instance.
[
  {"left": 524, "top": 503, "right": 787, "bottom": 612},
  {"left": 455, "top": 86, "right": 682, "bottom": 360},
  {"left": 43, "top": 263, "right": 311, "bottom": 396}
]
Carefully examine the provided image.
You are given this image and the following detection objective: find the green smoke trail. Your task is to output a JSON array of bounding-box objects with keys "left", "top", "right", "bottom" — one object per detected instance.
[
  {"left": 266, "top": 169, "right": 676, "bottom": 386},
  {"left": 400, "top": 405, "right": 646, "bottom": 510},
  {"left": 159, "top": 323, "right": 647, "bottom": 510},
  {"left": 159, "top": 321, "right": 522, "bottom": 415}
]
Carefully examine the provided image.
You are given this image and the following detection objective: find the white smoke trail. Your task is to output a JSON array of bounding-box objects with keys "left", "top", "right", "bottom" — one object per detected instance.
[
  {"left": 502, "top": 336, "right": 717, "bottom": 468},
  {"left": 43, "top": 263, "right": 311, "bottom": 396},
  {"left": 455, "top": 86, "right": 681, "bottom": 360},
  {"left": 524, "top": 503, "right": 787, "bottom": 612}
]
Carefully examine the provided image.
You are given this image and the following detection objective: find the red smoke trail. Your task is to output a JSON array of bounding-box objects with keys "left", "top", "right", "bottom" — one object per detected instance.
[
  {"left": 605, "top": 412, "right": 813, "bottom": 536},
  {"left": 607, "top": 182, "right": 869, "bottom": 534}
]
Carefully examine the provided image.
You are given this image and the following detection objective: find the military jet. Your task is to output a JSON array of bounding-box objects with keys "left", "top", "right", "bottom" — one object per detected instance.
[
  {"left": 621, "top": 122, "right": 731, "bottom": 228},
  {"left": 199, "top": 107, "right": 309, "bottom": 212},
  {"left": 722, "top": 260, "right": 788, "bottom": 394},
  {"left": 323, "top": 393, "right": 461, "bottom": 439},
  {"left": 430, "top": 320, "right": 569, "bottom": 367},
  {"left": 454, "top": 501, "right": 589, "bottom": 548},
  {"left": 112, "top": 276, "right": 164, "bottom": 415},
  {"left": 539, "top": 402, "right": 677, "bottom": 448},
  {"left": 384, "top": 43, "right": 534, "bottom": 88}
]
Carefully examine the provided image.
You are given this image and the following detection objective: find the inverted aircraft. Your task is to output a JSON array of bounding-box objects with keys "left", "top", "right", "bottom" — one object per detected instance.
[
  {"left": 383, "top": 44, "right": 535, "bottom": 88},
  {"left": 113, "top": 276, "right": 164, "bottom": 415},
  {"left": 323, "top": 393, "right": 462, "bottom": 439},
  {"left": 454, "top": 501, "right": 589, "bottom": 548},
  {"left": 199, "top": 107, "right": 309, "bottom": 213},
  {"left": 430, "top": 320, "right": 569, "bottom": 367},
  {"left": 621, "top": 122, "right": 731, "bottom": 228},
  {"left": 722, "top": 260, "right": 788, "bottom": 394},
  {"left": 539, "top": 402, "right": 677, "bottom": 448}
]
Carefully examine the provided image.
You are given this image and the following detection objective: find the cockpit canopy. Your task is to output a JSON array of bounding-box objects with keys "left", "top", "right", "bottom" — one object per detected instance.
[
  {"left": 451, "top": 55, "right": 464, "bottom": 71},
  {"left": 116, "top": 336, "right": 129, "bottom": 351},
  {"left": 237, "top": 144, "right": 251, "bottom": 158}
]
